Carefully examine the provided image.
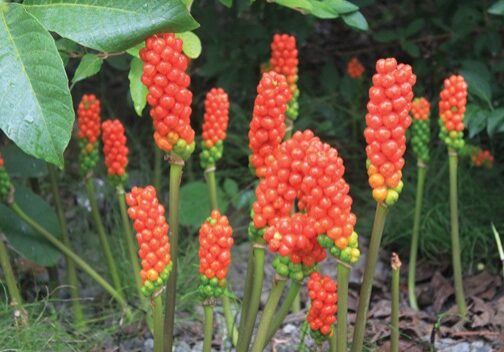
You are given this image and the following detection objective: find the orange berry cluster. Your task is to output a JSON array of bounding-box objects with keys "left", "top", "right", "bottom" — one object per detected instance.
[
  {"left": 0, "top": 153, "right": 12, "bottom": 202},
  {"left": 439, "top": 75, "right": 467, "bottom": 150},
  {"left": 101, "top": 119, "right": 129, "bottom": 185},
  {"left": 410, "top": 97, "right": 431, "bottom": 162},
  {"left": 200, "top": 88, "right": 230, "bottom": 169},
  {"left": 347, "top": 57, "right": 365, "bottom": 79},
  {"left": 140, "top": 33, "right": 195, "bottom": 160},
  {"left": 270, "top": 33, "right": 299, "bottom": 120},
  {"left": 249, "top": 71, "right": 291, "bottom": 178},
  {"left": 472, "top": 149, "right": 494, "bottom": 168},
  {"left": 306, "top": 272, "right": 337, "bottom": 340},
  {"left": 364, "top": 58, "right": 416, "bottom": 205},
  {"left": 198, "top": 210, "right": 234, "bottom": 298},
  {"left": 252, "top": 130, "right": 359, "bottom": 266},
  {"left": 77, "top": 94, "right": 101, "bottom": 174},
  {"left": 125, "top": 185, "right": 172, "bottom": 297}
]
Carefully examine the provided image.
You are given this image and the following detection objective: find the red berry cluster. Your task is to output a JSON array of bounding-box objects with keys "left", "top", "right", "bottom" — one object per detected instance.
[
  {"left": 101, "top": 119, "right": 129, "bottom": 185},
  {"left": 200, "top": 88, "right": 229, "bottom": 169},
  {"left": 77, "top": 94, "right": 101, "bottom": 174},
  {"left": 249, "top": 71, "right": 291, "bottom": 177},
  {"left": 364, "top": 58, "right": 416, "bottom": 205},
  {"left": 411, "top": 97, "right": 430, "bottom": 121},
  {"left": 198, "top": 210, "right": 234, "bottom": 298},
  {"left": 125, "top": 185, "right": 172, "bottom": 297},
  {"left": 472, "top": 149, "right": 494, "bottom": 168},
  {"left": 252, "top": 130, "right": 358, "bottom": 263},
  {"left": 439, "top": 75, "right": 467, "bottom": 150},
  {"left": 140, "top": 33, "right": 195, "bottom": 160},
  {"left": 307, "top": 272, "right": 337, "bottom": 338},
  {"left": 347, "top": 57, "right": 365, "bottom": 79},
  {"left": 270, "top": 34, "right": 298, "bottom": 96}
]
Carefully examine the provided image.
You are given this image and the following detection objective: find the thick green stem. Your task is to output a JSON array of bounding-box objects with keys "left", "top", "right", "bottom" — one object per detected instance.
[
  {"left": 291, "top": 291, "right": 301, "bottom": 313},
  {"left": 205, "top": 169, "right": 218, "bottom": 210},
  {"left": 153, "top": 294, "right": 164, "bottom": 352},
  {"left": 351, "top": 202, "right": 389, "bottom": 352},
  {"left": 251, "top": 277, "right": 287, "bottom": 352},
  {"left": 237, "top": 245, "right": 265, "bottom": 352},
  {"left": 265, "top": 280, "right": 301, "bottom": 344},
  {"left": 117, "top": 185, "right": 143, "bottom": 299},
  {"left": 329, "top": 328, "right": 337, "bottom": 352},
  {"left": 10, "top": 202, "right": 128, "bottom": 309},
  {"left": 391, "top": 254, "right": 401, "bottom": 352},
  {"left": 163, "top": 161, "right": 183, "bottom": 352},
  {"left": 203, "top": 304, "right": 214, "bottom": 352},
  {"left": 337, "top": 263, "right": 350, "bottom": 352},
  {"left": 222, "top": 293, "right": 239, "bottom": 346},
  {"left": 298, "top": 321, "right": 308, "bottom": 352},
  {"left": 153, "top": 146, "right": 162, "bottom": 193},
  {"left": 85, "top": 178, "right": 123, "bottom": 296},
  {"left": 0, "top": 235, "right": 26, "bottom": 315},
  {"left": 237, "top": 245, "right": 255, "bottom": 337},
  {"left": 48, "top": 165, "right": 85, "bottom": 328},
  {"left": 408, "top": 164, "right": 426, "bottom": 311},
  {"left": 448, "top": 149, "right": 467, "bottom": 317}
]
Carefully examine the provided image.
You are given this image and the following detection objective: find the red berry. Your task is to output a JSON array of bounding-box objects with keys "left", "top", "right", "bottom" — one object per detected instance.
[
  {"left": 439, "top": 75, "right": 467, "bottom": 133},
  {"left": 347, "top": 57, "right": 365, "bottom": 79},
  {"left": 472, "top": 149, "right": 494, "bottom": 168},
  {"left": 202, "top": 88, "right": 229, "bottom": 148},
  {"left": 411, "top": 97, "right": 430, "bottom": 121},
  {"left": 306, "top": 272, "right": 337, "bottom": 336},
  {"left": 101, "top": 119, "right": 129, "bottom": 178},
  {"left": 77, "top": 94, "right": 101, "bottom": 146},
  {"left": 270, "top": 34, "right": 299, "bottom": 95}
]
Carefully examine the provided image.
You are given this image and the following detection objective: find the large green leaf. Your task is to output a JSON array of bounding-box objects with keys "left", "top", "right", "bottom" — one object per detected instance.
[
  {"left": 487, "top": 108, "right": 504, "bottom": 136},
  {"left": 488, "top": 0, "right": 504, "bottom": 15},
  {"left": 2, "top": 144, "right": 48, "bottom": 178},
  {"left": 24, "top": 0, "right": 199, "bottom": 52},
  {"left": 0, "top": 4, "right": 74, "bottom": 168},
  {"left": 179, "top": 181, "right": 228, "bottom": 226},
  {"left": 128, "top": 57, "right": 148, "bottom": 116},
  {"left": 0, "top": 185, "right": 62, "bottom": 266},
  {"left": 71, "top": 53, "right": 103, "bottom": 85},
  {"left": 342, "top": 11, "right": 368, "bottom": 30},
  {"left": 460, "top": 69, "right": 492, "bottom": 105}
]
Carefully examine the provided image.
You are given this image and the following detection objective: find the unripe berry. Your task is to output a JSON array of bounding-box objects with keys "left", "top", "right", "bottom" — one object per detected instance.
[
  {"left": 306, "top": 272, "right": 337, "bottom": 340},
  {"left": 364, "top": 58, "right": 416, "bottom": 205},
  {"left": 101, "top": 119, "right": 129, "bottom": 186},
  {"left": 347, "top": 57, "right": 365, "bottom": 79},
  {"left": 77, "top": 94, "right": 101, "bottom": 175},
  {"left": 270, "top": 33, "right": 299, "bottom": 121},
  {"left": 125, "top": 185, "right": 172, "bottom": 296},
  {"left": 140, "top": 33, "right": 195, "bottom": 160},
  {"left": 200, "top": 88, "right": 229, "bottom": 169},
  {"left": 0, "top": 153, "right": 12, "bottom": 202},
  {"left": 198, "top": 210, "right": 234, "bottom": 298},
  {"left": 410, "top": 97, "right": 431, "bottom": 162},
  {"left": 248, "top": 71, "right": 291, "bottom": 177},
  {"left": 438, "top": 75, "right": 467, "bottom": 150}
]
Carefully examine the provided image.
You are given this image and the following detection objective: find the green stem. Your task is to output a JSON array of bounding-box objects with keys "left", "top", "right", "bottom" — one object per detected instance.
[
  {"left": 351, "top": 202, "right": 389, "bottom": 352},
  {"left": 265, "top": 280, "right": 301, "bottom": 344},
  {"left": 222, "top": 293, "right": 239, "bottom": 346},
  {"left": 337, "top": 263, "right": 350, "bottom": 352},
  {"left": 48, "top": 165, "right": 85, "bottom": 328},
  {"left": 391, "top": 255, "right": 400, "bottom": 352},
  {"left": 205, "top": 169, "right": 218, "bottom": 210},
  {"left": 85, "top": 178, "right": 123, "bottom": 296},
  {"left": 236, "top": 245, "right": 265, "bottom": 352},
  {"left": 448, "top": 149, "right": 467, "bottom": 317},
  {"left": 10, "top": 202, "right": 128, "bottom": 309},
  {"left": 203, "top": 304, "right": 214, "bottom": 352},
  {"left": 116, "top": 185, "right": 143, "bottom": 299},
  {"left": 291, "top": 291, "right": 301, "bottom": 313},
  {"left": 251, "top": 277, "right": 287, "bottom": 352},
  {"left": 298, "top": 321, "right": 308, "bottom": 352},
  {"left": 408, "top": 163, "right": 426, "bottom": 311},
  {"left": 0, "top": 235, "right": 26, "bottom": 315},
  {"left": 153, "top": 294, "right": 164, "bottom": 352},
  {"left": 163, "top": 161, "right": 183, "bottom": 352},
  {"left": 237, "top": 245, "right": 255, "bottom": 338},
  {"left": 329, "top": 328, "right": 337, "bottom": 352},
  {"left": 153, "top": 146, "right": 162, "bottom": 193}
]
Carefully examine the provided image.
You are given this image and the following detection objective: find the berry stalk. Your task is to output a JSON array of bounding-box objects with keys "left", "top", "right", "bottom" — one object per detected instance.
[
  {"left": 391, "top": 253, "right": 401, "bottom": 352},
  {"left": 163, "top": 161, "right": 183, "bottom": 352},
  {"left": 116, "top": 185, "right": 143, "bottom": 299},
  {"left": 251, "top": 276, "right": 288, "bottom": 352},
  {"left": 336, "top": 262, "right": 350, "bottom": 352},
  {"left": 203, "top": 302, "right": 214, "bottom": 352},
  {"left": 10, "top": 202, "right": 128, "bottom": 310},
  {"left": 329, "top": 329, "right": 337, "bottom": 352},
  {"left": 48, "top": 164, "right": 85, "bottom": 328},
  {"left": 351, "top": 203, "right": 389, "bottom": 352},
  {"left": 0, "top": 234, "right": 27, "bottom": 325},
  {"left": 152, "top": 294, "right": 164, "bottom": 352},
  {"left": 407, "top": 163, "right": 426, "bottom": 310},
  {"left": 448, "top": 149, "right": 467, "bottom": 316},
  {"left": 205, "top": 169, "right": 218, "bottom": 210},
  {"left": 237, "top": 246, "right": 254, "bottom": 338},
  {"left": 153, "top": 146, "right": 162, "bottom": 193},
  {"left": 222, "top": 293, "right": 239, "bottom": 346},
  {"left": 85, "top": 177, "right": 123, "bottom": 297}
]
